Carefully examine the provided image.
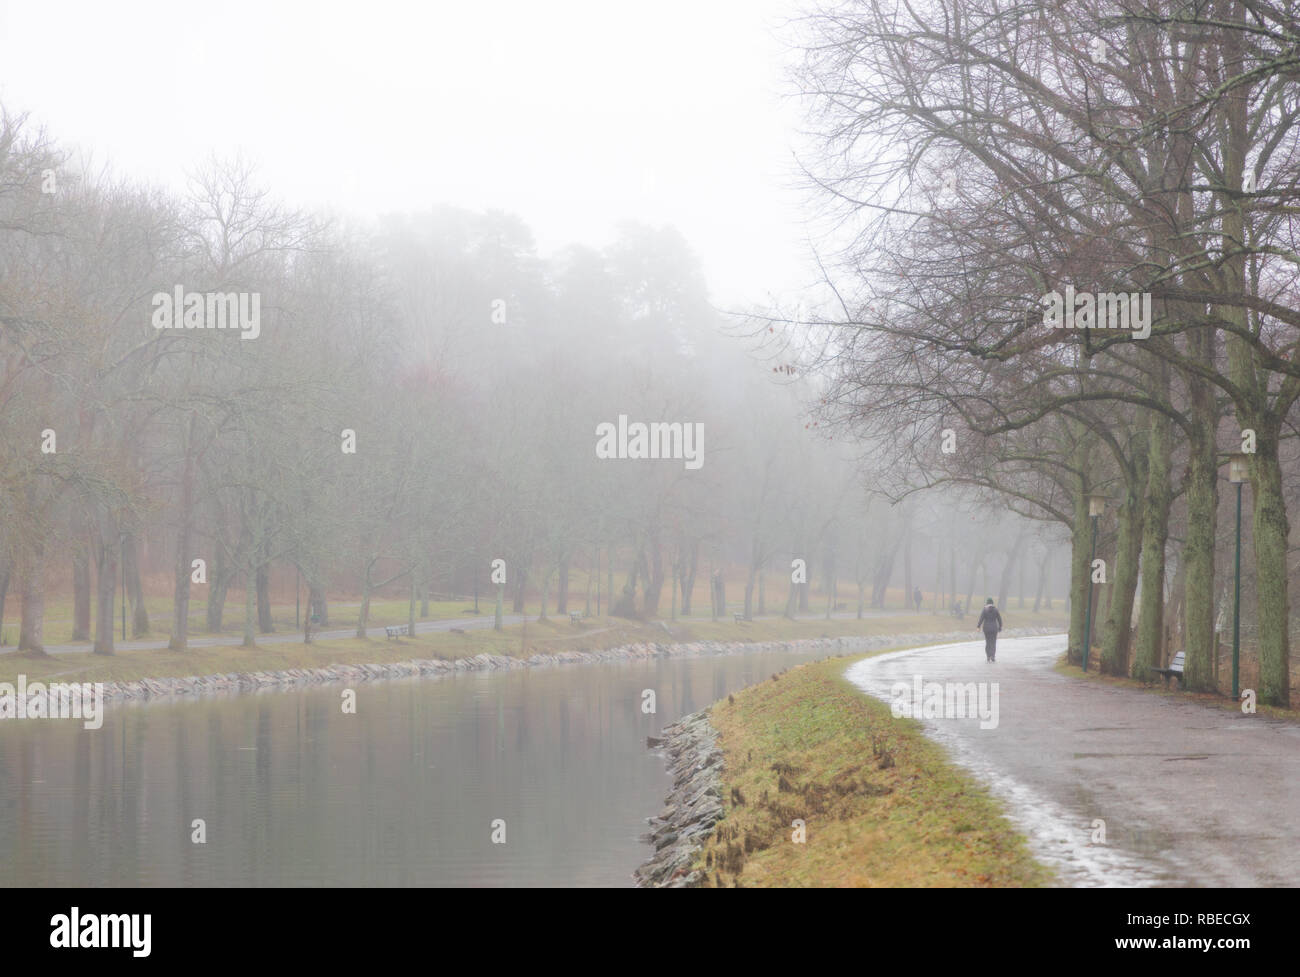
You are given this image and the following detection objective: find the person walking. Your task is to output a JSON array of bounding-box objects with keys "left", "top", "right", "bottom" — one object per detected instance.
[
  {"left": 976, "top": 597, "right": 1003, "bottom": 662},
  {"left": 913, "top": 586, "right": 923, "bottom": 612}
]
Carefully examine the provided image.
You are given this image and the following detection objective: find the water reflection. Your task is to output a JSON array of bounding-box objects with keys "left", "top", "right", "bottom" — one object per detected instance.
[{"left": 0, "top": 648, "right": 826, "bottom": 886}]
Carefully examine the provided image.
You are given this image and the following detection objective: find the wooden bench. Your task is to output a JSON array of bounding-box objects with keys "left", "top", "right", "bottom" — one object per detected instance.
[
  {"left": 569, "top": 611, "right": 582, "bottom": 624},
  {"left": 1150, "top": 650, "right": 1185, "bottom": 688},
  {"left": 384, "top": 625, "right": 410, "bottom": 640},
  {"left": 734, "top": 612, "right": 745, "bottom": 623}
]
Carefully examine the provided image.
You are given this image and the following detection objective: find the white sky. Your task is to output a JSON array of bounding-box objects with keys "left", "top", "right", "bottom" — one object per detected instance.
[{"left": 0, "top": 0, "right": 826, "bottom": 311}]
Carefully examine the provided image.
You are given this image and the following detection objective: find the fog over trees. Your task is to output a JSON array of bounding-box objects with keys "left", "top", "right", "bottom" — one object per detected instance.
[
  {"left": 790, "top": 0, "right": 1300, "bottom": 704},
  {"left": 0, "top": 109, "right": 1054, "bottom": 667},
  {"left": 8, "top": 0, "right": 1296, "bottom": 710}
]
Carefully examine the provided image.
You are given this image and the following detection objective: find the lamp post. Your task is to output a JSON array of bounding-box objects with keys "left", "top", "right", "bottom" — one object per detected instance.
[
  {"left": 1228, "top": 452, "right": 1249, "bottom": 699},
  {"left": 1082, "top": 493, "right": 1106, "bottom": 672}
]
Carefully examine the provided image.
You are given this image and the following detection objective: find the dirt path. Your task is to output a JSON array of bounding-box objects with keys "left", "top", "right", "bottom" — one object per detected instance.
[{"left": 846, "top": 633, "right": 1300, "bottom": 887}]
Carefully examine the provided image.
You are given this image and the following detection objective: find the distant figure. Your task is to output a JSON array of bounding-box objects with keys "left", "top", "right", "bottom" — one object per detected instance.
[
  {"left": 913, "top": 587, "right": 923, "bottom": 612},
  {"left": 951, "top": 600, "right": 963, "bottom": 619},
  {"left": 976, "top": 597, "right": 1003, "bottom": 662}
]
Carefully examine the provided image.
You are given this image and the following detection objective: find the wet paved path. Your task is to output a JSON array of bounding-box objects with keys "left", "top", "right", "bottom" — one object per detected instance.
[{"left": 846, "top": 633, "right": 1300, "bottom": 887}]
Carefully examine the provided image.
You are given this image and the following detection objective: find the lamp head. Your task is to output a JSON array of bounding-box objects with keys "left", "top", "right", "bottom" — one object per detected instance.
[{"left": 1228, "top": 453, "right": 1249, "bottom": 484}]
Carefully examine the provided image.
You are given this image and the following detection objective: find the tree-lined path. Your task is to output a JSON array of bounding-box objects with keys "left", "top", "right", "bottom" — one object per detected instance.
[{"left": 847, "top": 635, "right": 1300, "bottom": 886}]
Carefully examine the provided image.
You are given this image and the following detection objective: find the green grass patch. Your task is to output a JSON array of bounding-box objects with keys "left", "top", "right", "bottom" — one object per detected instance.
[{"left": 695, "top": 650, "right": 1054, "bottom": 888}]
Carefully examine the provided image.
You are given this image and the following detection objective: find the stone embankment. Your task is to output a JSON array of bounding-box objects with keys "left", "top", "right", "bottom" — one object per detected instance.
[{"left": 634, "top": 709, "right": 722, "bottom": 887}]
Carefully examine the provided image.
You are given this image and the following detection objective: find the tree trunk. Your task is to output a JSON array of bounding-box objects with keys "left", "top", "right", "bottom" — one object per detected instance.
[
  {"left": 964, "top": 557, "right": 981, "bottom": 619},
  {"left": 0, "top": 562, "right": 9, "bottom": 644},
  {"left": 1017, "top": 548, "right": 1025, "bottom": 609},
  {"left": 872, "top": 538, "right": 901, "bottom": 608},
  {"left": 72, "top": 547, "right": 92, "bottom": 641},
  {"left": 1217, "top": 50, "right": 1289, "bottom": 705},
  {"left": 948, "top": 538, "right": 957, "bottom": 610},
  {"left": 308, "top": 584, "right": 328, "bottom": 627},
  {"left": 357, "top": 565, "right": 373, "bottom": 638},
  {"left": 556, "top": 552, "right": 570, "bottom": 615},
  {"left": 997, "top": 529, "right": 1025, "bottom": 612},
  {"left": 680, "top": 540, "right": 697, "bottom": 616},
  {"left": 1182, "top": 410, "right": 1219, "bottom": 691},
  {"left": 256, "top": 563, "right": 274, "bottom": 633},
  {"left": 744, "top": 538, "right": 759, "bottom": 621},
  {"left": 1133, "top": 410, "right": 1172, "bottom": 680},
  {"left": 1068, "top": 486, "right": 1091, "bottom": 666},
  {"left": 1101, "top": 482, "right": 1143, "bottom": 676},
  {"left": 1033, "top": 548, "right": 1047, "bottom": 613},
  {"left": 123, "top": 533, "right": 149, "bottom": 636},
  {"left": 92, "top": 536, "right": 115, "bottom": 656},
  {"left": 170, "top": 416, "right": 198, "bottom": 651},
  {"left": 1248, "top": 426, "right": 1291, "bottom": 706},
  {"left": 207, "top": 560, "right": 229, "bottom": 633},
  {"left": 644, "top": 535, "right": 664, "bottom": 617},
  {"left": 242, "top": 569, "right": 256, "bottom": 647},
  {"left": 902, "top": 525, "right": 913, "bottom": 613},
  {"left": 512, "top": 556, "right": 529, "bottom": 613},
  {"left": 19, "top": 542, "right": 48, "bottom": 655}
]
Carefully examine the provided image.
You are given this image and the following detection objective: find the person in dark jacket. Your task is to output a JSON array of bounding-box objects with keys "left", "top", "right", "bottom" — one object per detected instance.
[{"left": 976, "top": 597, "right": 1003, "bottom": 662}]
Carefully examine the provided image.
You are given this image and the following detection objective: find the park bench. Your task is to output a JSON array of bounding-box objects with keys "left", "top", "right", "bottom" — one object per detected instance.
[
  {"left": 384, "top": 625, "right": 410, "bottom": 640},
  {"left": 569, "top": 611, "right": 582, "bottom": 624},
  {"left": 734, "top": 612, "right": 745, "bottom": 623},
  {"left": 1150, "top": 650, "right": 1186, "bottom": 688}
]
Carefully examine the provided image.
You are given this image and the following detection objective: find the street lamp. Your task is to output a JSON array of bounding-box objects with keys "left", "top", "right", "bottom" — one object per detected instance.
[
  {"left": 1228, "top": 452, "right": 1249, "bottom": 699},
  {"left": 1082, "top": 493, "right": 1107, "bottom": 672}
]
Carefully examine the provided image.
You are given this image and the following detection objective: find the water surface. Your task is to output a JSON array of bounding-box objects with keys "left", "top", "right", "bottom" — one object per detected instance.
[{"left": 0, "top": 647, "right": 827, "bottom": 886}]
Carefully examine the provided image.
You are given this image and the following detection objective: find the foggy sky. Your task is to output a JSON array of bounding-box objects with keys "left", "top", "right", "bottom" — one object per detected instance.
[{"left": 0, "top": 0, "right": 821, "bottom": 310}]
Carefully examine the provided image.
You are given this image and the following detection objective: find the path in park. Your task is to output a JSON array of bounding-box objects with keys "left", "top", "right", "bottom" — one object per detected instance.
[
  {"left": 0, "top": 608, "right": 912, "bottom": 656},
  {"left": 846, "top": 633, "right": 1300, "bottom": 887}
]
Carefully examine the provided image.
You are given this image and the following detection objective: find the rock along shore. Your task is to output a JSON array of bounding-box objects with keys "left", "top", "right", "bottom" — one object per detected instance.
[
  {"left": 634, "top": 709, "right": 722, "bottom": 887},
  {"left": 633, "top": 625, "right": 1063, "bottom": 887}
]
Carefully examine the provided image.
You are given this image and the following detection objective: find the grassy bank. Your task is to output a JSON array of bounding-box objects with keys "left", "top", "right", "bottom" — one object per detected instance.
[
  {"left": 0, "top": 610, "right": 1066, "bottom": 688},
  {"left": 693, "top": 650, "right": 1054, "bottom": 887},
  {"left": 1052, "top": 654, "right": 1300, "bottom": 723}
]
